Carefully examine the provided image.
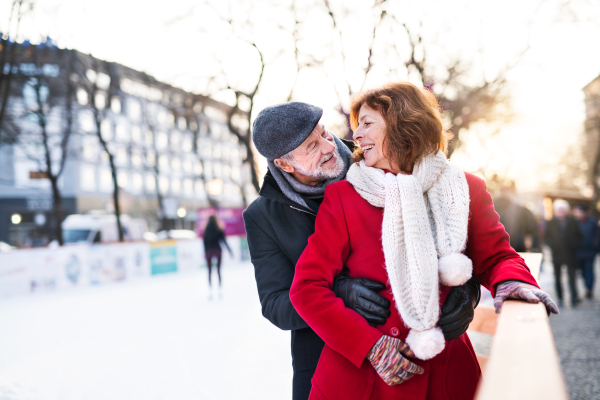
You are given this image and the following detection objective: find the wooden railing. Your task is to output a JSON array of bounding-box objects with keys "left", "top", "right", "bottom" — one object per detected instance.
[{"left": 474, "top": 253, "right": 569, "bottom": 400}]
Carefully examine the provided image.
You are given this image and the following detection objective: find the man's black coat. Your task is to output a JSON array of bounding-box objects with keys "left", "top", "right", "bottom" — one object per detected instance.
[
  {"left": 243, "top": 164, "right": 328, "bottom": 400},
  {"left": 544, "top": 216, "right": 583, "bottom": 265}
]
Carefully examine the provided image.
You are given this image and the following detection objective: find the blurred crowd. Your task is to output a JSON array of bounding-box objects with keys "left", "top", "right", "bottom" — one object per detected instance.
[{"left": 495, "top": 182, "right": 598, "bottom": 307}]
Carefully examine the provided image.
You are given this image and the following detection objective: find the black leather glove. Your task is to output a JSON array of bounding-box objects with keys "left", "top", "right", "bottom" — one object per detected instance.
[
  {"left": 437, "top": 276, "right": 480, "bottom": 340},
  {"left": 333, "top": 268, "right": 391, "bottom": 326}
]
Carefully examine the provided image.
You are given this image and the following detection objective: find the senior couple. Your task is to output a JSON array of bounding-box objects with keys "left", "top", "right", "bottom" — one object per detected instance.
[{"left": 243, "top": 81, "right": 558, "bottom": 400}]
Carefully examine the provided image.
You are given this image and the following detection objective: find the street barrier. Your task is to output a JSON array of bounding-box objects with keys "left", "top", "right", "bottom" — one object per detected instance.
[
  {"left": 474, "top": 253, "right": 569, "bottom": 400},
  {"left": 0, "top": 237, "right": 246, "bottom": 300}
]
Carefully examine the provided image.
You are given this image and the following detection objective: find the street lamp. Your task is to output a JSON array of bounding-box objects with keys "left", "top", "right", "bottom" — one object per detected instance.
[
  {"left": 11, "top": 214, "right": 22, "bottom": 224},
  {"left": 177, "top": 207, "right": 187, "bottom": 229}
]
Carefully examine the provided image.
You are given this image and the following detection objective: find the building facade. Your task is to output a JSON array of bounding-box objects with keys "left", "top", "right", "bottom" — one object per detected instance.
[
  {"left": 0, "top": 39, "right": 253, "bottom": 246},
  {"left": 583, "top": 74, "right": 600, "bottom": 199}
]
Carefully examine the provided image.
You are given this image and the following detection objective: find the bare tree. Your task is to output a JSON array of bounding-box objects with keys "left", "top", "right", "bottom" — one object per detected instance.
[
  {"left": 0, "top": 0, "right": 34, "bottom": 144},
  {"left": 12, "top": 45, "right": 76, "bottom": 245},
  {"left": 78, "top": 58, "right": 125, "bottom": 241}
]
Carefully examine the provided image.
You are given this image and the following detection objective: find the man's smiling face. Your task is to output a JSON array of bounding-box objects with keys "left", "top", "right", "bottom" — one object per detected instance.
[{"left": 274, "top": 122, "right": 345, "bottom": 186}]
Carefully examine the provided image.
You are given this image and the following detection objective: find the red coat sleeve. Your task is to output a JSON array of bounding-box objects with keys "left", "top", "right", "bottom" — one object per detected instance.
[
  {"left": 290, "top": 184, "right": 383, "bottom": 369},
  {"left": 465, "top": 174, "right": 539, "bottom": 296}
]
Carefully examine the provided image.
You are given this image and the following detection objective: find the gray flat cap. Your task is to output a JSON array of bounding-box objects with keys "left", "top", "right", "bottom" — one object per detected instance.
[{"left": 252, "top": 102, "right": 323, "bottom": 160}]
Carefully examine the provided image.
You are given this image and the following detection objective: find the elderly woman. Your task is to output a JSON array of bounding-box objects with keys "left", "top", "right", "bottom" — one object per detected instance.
[{"left": 289, "top": 81, "right": 558, "bottom": 400}]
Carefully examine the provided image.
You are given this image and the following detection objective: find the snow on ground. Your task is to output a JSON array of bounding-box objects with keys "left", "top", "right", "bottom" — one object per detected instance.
[{"left": 0, "top": 262, "right": 292, "bottom": 400}]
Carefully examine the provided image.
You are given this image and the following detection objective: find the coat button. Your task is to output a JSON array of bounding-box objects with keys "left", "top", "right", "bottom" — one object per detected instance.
[{"left": 390, "top": 327, "right": 400, "bottom": 337}]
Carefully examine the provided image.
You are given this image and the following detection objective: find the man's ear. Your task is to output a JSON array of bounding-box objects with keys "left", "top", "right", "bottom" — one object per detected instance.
[{"left": 274, "top": 158, "right": 295, "bottom": 173}]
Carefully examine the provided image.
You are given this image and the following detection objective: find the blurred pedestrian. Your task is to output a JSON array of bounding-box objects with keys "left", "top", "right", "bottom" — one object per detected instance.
[
  {"left": 203, "top": 215, "right": 232, "bottom": 289},
  {"left": 573, "top": 204, "right": 598, "bottom": 299},
  {"left": 494, "top": 181, "right": 540, "bottom": 252},
  {"left": 544, "top": 200, "right": 583, "bottom": 306}
]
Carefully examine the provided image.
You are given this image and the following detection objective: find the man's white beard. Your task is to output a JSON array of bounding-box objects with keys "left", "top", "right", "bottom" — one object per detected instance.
[{"left": 293, "top": 146, "right": 345, "bottom": 181}]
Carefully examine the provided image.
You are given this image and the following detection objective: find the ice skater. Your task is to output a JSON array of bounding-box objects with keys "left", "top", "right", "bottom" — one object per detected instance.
[{"left": 203, "top": 215, "right": 232, "bottom": 294}]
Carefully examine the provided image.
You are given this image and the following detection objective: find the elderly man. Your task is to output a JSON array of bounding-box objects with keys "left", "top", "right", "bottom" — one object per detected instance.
[
  {"left": 243, "top": 102, "right": 480, "bottom": 400},
  {"left": 544, "top": 200, "right": 583, "bottom": 306}
]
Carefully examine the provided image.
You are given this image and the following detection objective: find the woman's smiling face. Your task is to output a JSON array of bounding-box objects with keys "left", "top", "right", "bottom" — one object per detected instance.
[{"left": 352, "top": 104, "right": 400, "bottom": 173}]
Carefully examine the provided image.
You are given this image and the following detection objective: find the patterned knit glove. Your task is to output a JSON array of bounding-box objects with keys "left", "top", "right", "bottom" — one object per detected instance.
[
  {"left": 494, "top": 280, "right": 559, "bottom": 315},
  {"left": 367, "top": 335, "right": 425, "bottom": 386}
]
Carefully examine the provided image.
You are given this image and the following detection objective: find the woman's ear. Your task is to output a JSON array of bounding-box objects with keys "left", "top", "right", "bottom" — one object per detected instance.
[{"left": 274, "top": 158, "right": 295, "bottom": 173}]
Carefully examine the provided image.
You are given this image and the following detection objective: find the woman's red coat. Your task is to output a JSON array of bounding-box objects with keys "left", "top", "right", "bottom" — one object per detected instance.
[{"left": 290, "top": 173, "right": 539, "bottom": 400}]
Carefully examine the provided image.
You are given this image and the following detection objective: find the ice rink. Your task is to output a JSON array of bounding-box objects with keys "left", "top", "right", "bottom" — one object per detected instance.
[{"left": 0, "top": 262, "right": 292, "bottom": 400}]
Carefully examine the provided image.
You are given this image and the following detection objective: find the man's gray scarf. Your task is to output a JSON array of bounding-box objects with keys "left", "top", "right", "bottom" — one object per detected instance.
[{"left": 267, "top": 135, "right": 353, "bottom": 210}]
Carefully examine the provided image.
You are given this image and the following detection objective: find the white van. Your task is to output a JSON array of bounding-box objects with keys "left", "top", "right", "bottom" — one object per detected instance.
[{"left": 62, "top": 213, "right": 147, "bottom": 244}]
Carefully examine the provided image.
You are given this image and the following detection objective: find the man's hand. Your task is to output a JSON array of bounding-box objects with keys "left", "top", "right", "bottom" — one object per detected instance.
[
  {"left": 494, "top": 280, "right": 559, "bottom": 315},
  {"left": 437, "top": 276, "right": 480, "bottom": 340},
  {"left": 333, "top": 268, "right": 391, "bottom": 326},
  {"left": 367, "top": 335, "right": 424, "bottom": 386}
]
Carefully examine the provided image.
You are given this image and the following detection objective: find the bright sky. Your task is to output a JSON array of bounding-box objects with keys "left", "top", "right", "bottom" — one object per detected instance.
[{"left": 2, "top": 0, "right": 600, "bottom": 193}]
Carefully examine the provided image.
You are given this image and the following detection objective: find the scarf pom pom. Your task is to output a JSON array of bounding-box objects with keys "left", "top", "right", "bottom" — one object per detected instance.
[
  {"left": 405, "top": 327, "right": 445, "bottom": 360},
  {"left": 439, "top": 253, "right": 472, "bottom": 286}
]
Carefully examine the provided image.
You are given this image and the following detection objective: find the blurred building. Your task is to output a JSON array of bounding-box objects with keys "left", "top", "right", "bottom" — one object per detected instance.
[
  {"left": 583, "top": 74, "right": 600, "bottom": 200},
  {"left": 0, "top": 39, "right": 253, "bottom": 246}
]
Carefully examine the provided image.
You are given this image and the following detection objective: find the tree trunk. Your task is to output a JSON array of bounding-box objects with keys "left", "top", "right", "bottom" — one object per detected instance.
[
  {"left": 49, "top": 176, "right": 64, "bottom": 245},
  {"left": 95, "top": 120, "right": 124, "bottom": 242}
]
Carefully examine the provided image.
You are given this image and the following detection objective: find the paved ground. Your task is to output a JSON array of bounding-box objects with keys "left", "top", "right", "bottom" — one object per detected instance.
[{"left": 542, "top": 255, "right": 600, "bottom": 400}]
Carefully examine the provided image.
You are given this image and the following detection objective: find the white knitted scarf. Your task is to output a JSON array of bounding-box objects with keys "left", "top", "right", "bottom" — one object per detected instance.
[{"left": 346, "top": 150, "right": 472, "bottom": 360}]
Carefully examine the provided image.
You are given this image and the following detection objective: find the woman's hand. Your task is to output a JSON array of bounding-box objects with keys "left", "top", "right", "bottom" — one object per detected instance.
[
  {"left": 494, "top": 280, "right": 559, "bottom": 315},
  {"left": 367, "top": 335, "right": 424, "bottom": 386}
]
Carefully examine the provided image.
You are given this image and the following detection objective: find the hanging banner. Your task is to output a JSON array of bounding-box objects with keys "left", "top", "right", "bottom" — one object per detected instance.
[{"left": 196, "top": 208, "right": 246, "bottom": 236}]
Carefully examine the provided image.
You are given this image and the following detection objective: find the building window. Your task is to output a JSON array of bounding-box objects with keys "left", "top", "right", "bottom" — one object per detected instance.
[
  {"left": 183, "top": 179, "right": 193, "bottom": 196},
  {"left": 223, "top": 165, "right": 231, "bottom": 179},
  {"left": 101, "top": 120, "right": 112, "bottom": 141},
  {"left": 145, "top": 129, "right": 154, "bottom": 145},
  {"left": 79, "top": 110, "right": 94, "bottom": 132},
  {"left": 178, "top": 117, "right": 187, "bottom": 131},
  {"left": 171, "top": 157, "right": 180, "bottom": 171},
  {"left": 111, "top": 97, "right": 121, "bottom": 114},
  {"left": 204, "top": 161, "right": 212, "bottom": 178},
  {"left": 100, "top": 169, "right": 112, "bottom": 192},
  {"left": 194, "top": 162, "right": 203, "bottom": 176},
  {"left": 170, "top": 132, "right": 180, "bottom": 149},
  {"left": 159, "top": 176, "right": 169, "bottom": 193},
  {"left": 195, "top": 180, "right": 206, "bottom": 196},
  {"left": 80, "top": 165, "right": 96, "bottom": 192},
  {"left": 158, "top": 155, "right": 169, "bottom": 170},
  {"left": 203, "top": 143, "right": 212, "bottom": 158},
  {"left": 182, "top": 136, "right": 192, "bottom": 152},
  {"left": 157, "top": 132, "right": 168, "bottom": 149},
  {"left": 171, "top": 179, "right": 181, "bottom": 194},
  {"left": 213, "top": 144, "right": 221, "bottom": 159},
  {"left": 117, "top": 171, "right": 128, "bottom": 188},
  {"left": 231, "top": 166, "right": 240, "bottom": 182},
  {"left": 146, "top": 152, "right": 156, "bottom": 167},
  {"left": 116, "top": 122, "right": 128, "bottom": 141},
  {"left": 213, "top": 162, "right": 222, "bottom": 178},
  {"left": 128, "top": 99, "right": 141, "bottom": 120},
  {"left": 132, "top": 173, "right": 143, "bottom": 194},
  {"left": 95, "top": 92, "right": 107, "bottom": 110},
  {"left": 146, "top": 174, "right": 156, "bottom": 192},
  {"left": 211, "top": 123, "right": 222, "bottom": 139},
  {"left": 77, "top": 88, "right": 88, "bottom": 105},
  {"left": 131, "top": 126, "right": 142, "bottom": 143},
  {"left": 182, "top": 159, "right": 192, "bottom": 174},
  {"left": 131, "top": 151, "right": 142, "bottom": 167},
  {"left": 116, "top": 148, "right": 128, "bottom": 166}
]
